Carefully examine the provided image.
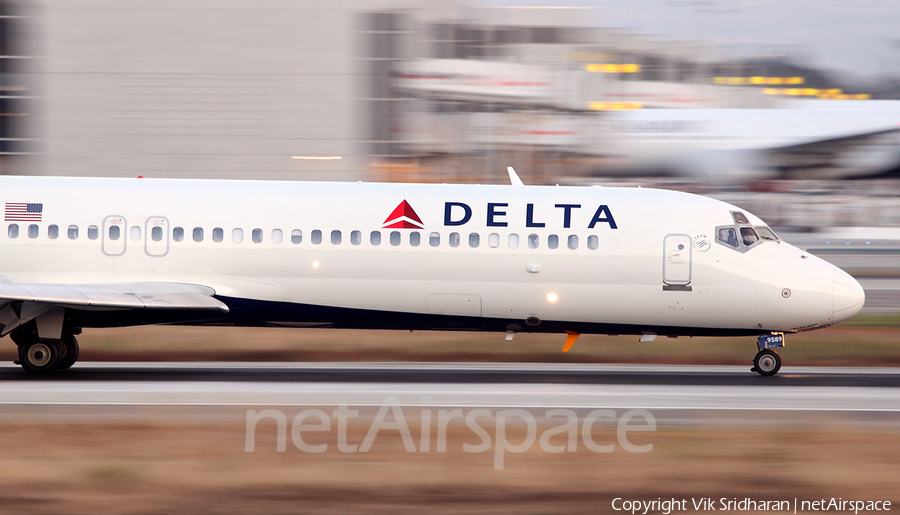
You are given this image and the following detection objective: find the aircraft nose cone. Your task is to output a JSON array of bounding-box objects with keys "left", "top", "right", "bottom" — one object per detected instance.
[{"left": 833, "top": 267, "right": 865, "bottom": 323}]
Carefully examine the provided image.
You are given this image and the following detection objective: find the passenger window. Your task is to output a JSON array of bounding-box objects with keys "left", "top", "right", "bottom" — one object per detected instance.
[
  {"left": 508, "top": 233, "right": 519, "bottom": 249},
  {"left": 130, "top": 226, "right": 141, "bottom": 241},
  {"left": 151, "top": 226, "right": 163, "bottom": 242},
  {"left": 27, "top": 224, "right": 38, "bottom": 239},
  {"left": 351, "top": 230, "right": 361, "bottom": 245},
  {"left": 548, "top": 234, "right": 558, "bottom": 249},
  {"left": 370, "top": 231, "right": 381, "bottom": 245},
  {"left": 716, "top": 227, "right": 739, "bottom": 248},
  {"left": 109, "top": 225, "right": 120, "bottom": 241},
  {"left": 48, "top": 225, "right": 59, "bottom": 239},
  {"left": 8, "top": 224, "right": 18, "bottom": 238},
  {"left": 173, "top": 227, "right": 184, "bottom": 242},
  {"left": 88, "top": 225, "right": 99, "bottom": 240},
  {"left": 212, "top": 228, "right": 223, "bottom": 242},
  {"left": 429, "top": 232, "right": 440, "bottom": 247},
  {"left": 740, "top": 227, "right": 759, "bottom": 246},
  {"left": 409, "top": 232, "right": 420, "bottom": 246},
  {"left": 587, "top": 235, "right": 599, "bottom": 250},
  {"left": 291, "top": 229, "right": 302, "bottom": 244},
  {"left": 193, "top": 227, "right": 204, "bottom": 242},
  {"left": 272, "top": 229, "right": 283, "bottom": 244},
  {"left": 252, "top": 228, "right": 262, "bottom": 243},
  {"left": 331, "top": 230, "right": 342, "bottom": 245},
  {"left": 527, "top": 234, "right": 539, "bottom": 249},
  {"left": 567, "top": 235, "right": 578, "bottom": 249},
  {"left": 311, "top": 230, "right": 322, "bottom": 244},
  {"left": 390, "top": 231, "right": 401, "bottom": 246},
  {"left": 468, "top": 233, "right": 479, "bottom": 248},
  {"left": 68, "top": 225, "right": 79, "bottom": 240},
  {"left": 233, "top": 228, "right": 243, "bottom": 243},
  {"left": 449, "top": 232, "right": 460, "bottom": 247},
  {"left": 488, "top": 233, "right": 500, "bottom": 248}
]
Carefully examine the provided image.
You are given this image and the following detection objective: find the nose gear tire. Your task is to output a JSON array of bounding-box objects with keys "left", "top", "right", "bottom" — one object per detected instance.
[{"left": 753, "top": 349, "right": 781, "bottom": 376}]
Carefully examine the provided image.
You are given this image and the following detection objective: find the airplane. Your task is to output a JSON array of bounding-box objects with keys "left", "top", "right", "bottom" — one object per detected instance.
[
  {"left": 0, "top": 168, "right": 865, "bottom": 376},
  {"left": 591, "top": 106, "right": 900, "bottom": 183}
]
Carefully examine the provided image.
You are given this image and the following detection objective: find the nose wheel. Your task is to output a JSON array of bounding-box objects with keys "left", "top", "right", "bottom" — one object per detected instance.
[{"left": 752, "top": 349, "right": 781, "bottom": 376}]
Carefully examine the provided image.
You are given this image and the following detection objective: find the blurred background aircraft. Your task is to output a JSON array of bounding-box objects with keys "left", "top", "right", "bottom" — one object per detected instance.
[{"left": 2, "top": 0, "right": 900, "bottom": 231}]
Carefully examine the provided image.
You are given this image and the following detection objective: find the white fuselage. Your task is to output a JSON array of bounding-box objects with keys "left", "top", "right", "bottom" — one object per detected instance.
[{"left": 0, "top": 176, "right": 865, "bottom": 336}]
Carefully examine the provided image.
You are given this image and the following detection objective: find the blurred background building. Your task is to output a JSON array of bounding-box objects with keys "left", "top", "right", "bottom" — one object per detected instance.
[{"left": 1, "top": 0, "right": 899, "bottom": 229}]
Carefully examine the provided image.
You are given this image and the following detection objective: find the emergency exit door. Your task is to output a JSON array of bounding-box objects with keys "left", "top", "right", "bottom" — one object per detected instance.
[
  {"left": 663, "top": 234, "right": 692, "bottom": 291},
  {"left": 145, "top": 217, "right": 169, "bottom": 257},
  {"left": 102, "top": 216, "right": 127, "bottom": 256}
]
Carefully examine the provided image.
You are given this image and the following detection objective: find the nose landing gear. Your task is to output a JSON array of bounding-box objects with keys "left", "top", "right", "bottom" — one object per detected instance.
[
  {"left": 752, "top": 349, "right": 781, "bottom": 376},
  {"left": 751, "top": 333, "right": 784, "bottom": 376}
]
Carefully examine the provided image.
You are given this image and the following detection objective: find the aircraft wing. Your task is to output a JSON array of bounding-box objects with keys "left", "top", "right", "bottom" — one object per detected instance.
[{"left": 0, "top": 283, "right": 229, "bottom": 311}]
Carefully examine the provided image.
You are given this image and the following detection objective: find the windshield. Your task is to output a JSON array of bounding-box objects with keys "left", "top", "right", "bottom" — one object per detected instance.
[
  {"left": 740, "top": 227, "right": 759, "bottom": 246},
  {"left": 716, "top": 222, "right": 770, "bottom": 253},
  {"left": 716, "top": 211, "right": 777, "bottom": 252},
  {"left": 756, "top": 226, "right": 779, "bottom": 241}
]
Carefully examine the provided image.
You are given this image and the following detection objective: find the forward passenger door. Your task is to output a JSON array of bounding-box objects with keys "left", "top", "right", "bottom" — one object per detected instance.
[{"left": 662, "top": 234, "right": 692, "bottom": 291}]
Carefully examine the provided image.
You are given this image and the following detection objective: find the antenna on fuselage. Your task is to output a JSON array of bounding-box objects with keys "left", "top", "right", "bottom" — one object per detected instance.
[{"left": 506, "top": 166, "right": 525, "bottom": 186}]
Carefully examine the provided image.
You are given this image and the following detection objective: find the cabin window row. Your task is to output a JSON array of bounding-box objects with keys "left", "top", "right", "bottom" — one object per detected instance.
[
  {"left": 6, "top": 223, "right": 602, "bottom": 250},
  {"left": 179, "top": 228, "right": 601, "bottom": 250},
  {"left": 8, "top": 224, "right": 99, "bottom": 240}
]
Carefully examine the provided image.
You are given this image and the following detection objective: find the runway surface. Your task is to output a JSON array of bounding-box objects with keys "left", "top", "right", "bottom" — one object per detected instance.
[
  {"left": 2, "top": 363, "right": 900, "bottom": 413},
  {"left": 3, "top": 362, "right": 900, "bottom": 387}
]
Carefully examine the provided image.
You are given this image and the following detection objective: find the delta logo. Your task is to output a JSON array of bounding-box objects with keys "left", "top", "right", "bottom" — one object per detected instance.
[
  {"left": 381, "top": 199, "right": 618, "bottom": 230},
  {"left": 383, "top": 200, "right": 425, "bottom": 229}
]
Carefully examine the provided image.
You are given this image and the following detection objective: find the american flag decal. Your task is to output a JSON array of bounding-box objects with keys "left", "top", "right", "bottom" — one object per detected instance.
[{"left": 5, "top": 203, "right": 43, "bottom": 222}]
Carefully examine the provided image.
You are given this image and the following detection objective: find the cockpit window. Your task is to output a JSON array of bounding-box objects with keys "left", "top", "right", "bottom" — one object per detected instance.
[
  {"left": 756, "top": 226, "right": 779, "bottom": 241},
  {"left": 731, "top": 211, "right": 749, "bottom": 224},
  {"left": 716, "top": 227, "right": 739, "bottom": 248},
  {"left": 740, "top": 227, "right": 759, "bottom": 246},
  {"left": 718, "top": 211, "right": 772, "bottom": 252},
  {"left": 717, "top": 223, "right": 770, "bottom": 252}
]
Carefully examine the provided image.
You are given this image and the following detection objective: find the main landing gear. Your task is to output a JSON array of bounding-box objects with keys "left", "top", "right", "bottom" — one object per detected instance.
[
  {"left": 12, "top": 328, "right": 80, "bottom": 374},
  {"left": 751, "top": 333, "right": 784, "bottom": 376}
]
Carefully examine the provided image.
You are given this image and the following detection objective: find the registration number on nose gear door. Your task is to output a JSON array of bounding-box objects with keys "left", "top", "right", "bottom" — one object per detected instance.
[{"left": 757, "top": 334, "right": 784, "bottom": 350}]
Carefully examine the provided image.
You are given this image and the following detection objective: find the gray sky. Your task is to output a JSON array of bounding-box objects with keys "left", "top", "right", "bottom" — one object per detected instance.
[{"left": 478, "top": 0, "right": 900, "bottom": 80}]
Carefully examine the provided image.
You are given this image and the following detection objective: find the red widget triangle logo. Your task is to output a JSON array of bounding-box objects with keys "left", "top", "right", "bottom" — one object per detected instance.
[{"left": 383, "top": 200, "right": 425, "bottom": 229}]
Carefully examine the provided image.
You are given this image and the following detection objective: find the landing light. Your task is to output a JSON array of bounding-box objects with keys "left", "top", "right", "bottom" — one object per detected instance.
[
  {"left": 547, "top": 293, "right": 558, "bottom": 302},
  {"left": 312, "top": 261, "right": 320, "bottom": 269}
]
